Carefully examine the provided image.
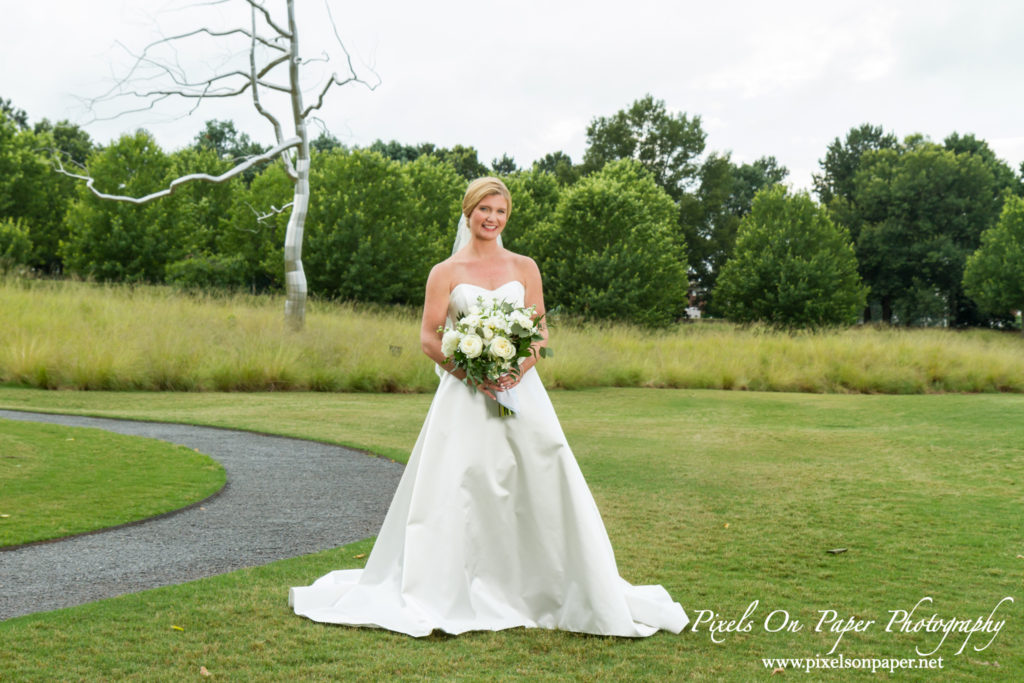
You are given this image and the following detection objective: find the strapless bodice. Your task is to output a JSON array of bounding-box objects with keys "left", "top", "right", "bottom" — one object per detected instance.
[{"left": 448, "top": 281, "right": 525, "bottom": 322}]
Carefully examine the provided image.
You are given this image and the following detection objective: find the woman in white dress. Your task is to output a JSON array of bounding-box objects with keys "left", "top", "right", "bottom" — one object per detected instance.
[{"left": 290, "top": 178, "right": 688, "bottom": 637}]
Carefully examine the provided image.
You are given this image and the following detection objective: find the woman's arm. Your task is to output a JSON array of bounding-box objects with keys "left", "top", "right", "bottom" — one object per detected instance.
[
  {"left": 421, "top": 264, "right": 500, "bottom": 399},
  {"left": 517, "top": 256, "right": 548, "bottom": 376},
  {"left": 420, "top": 263, "right": 463, "bottom": 377}
]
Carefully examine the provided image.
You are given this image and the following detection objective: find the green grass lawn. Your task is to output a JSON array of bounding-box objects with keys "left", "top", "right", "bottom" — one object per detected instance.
[
  {"left": 1, "top": 387, "right": 1022, "bottom": 680},
  {"left": 0, "top": 418, "right": 225, "bottom": 547}
]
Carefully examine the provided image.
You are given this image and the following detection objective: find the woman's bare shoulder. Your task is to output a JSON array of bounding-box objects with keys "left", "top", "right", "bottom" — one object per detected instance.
[
  {"left": 426, "top": 259, "right": 457, "bottom": 289},
  {"left": 431, "top": 255, "right": 462, "bottom": 274},
  {"left": 511, "top": 252, "right": 541, "bottom": 277}
]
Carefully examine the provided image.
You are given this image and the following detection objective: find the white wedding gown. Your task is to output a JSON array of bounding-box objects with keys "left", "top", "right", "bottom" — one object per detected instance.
[{"left": 290, "top": 281, "right": 689, "bottom": 637}]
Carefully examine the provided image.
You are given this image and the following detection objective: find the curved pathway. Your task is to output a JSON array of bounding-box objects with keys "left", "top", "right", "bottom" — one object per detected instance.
[{"left": 0, "top": 410, "right": 404, "bottom": 621}]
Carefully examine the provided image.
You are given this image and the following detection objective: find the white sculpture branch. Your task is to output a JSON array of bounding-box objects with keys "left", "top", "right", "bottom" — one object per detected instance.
[
  {"left": 245, "top": 200, "right": 296, "bottom": 223},
  {"left": 242, "top": 0, "right": 292, "bottom": 38},
  {"left": 53, "top": 137, "right": 301, "bottom": 204},
  {"left": 62, "top": 0, "right": 378, "bottom": 330}
]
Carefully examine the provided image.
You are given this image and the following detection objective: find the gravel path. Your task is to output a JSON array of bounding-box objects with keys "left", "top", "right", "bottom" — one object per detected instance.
[{"left": 0, "top": 410, "right": 405, "bottom": 621}]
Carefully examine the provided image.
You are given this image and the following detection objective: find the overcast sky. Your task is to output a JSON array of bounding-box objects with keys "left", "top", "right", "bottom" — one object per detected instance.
[{"left": 4, "top": 0, "right": 1023, "bottom": 191}]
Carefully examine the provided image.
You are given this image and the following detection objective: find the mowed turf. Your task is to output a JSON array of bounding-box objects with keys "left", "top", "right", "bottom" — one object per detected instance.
[
  {"left": 0, "top": 387, "right": 1021, "bottom": 680},
  {"left": 0, "top": 418, "right": 225, "bottom": 547}
]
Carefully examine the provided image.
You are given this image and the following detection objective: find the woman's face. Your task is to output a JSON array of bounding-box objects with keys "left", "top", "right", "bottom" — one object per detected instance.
[{"left": 468, "top": 194, "right": 508, "bottom": 242}]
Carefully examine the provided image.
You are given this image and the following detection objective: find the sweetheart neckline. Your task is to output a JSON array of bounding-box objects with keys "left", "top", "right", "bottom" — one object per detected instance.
[{"left": 450, "top": 280, "right": 525, "bottom": 294}]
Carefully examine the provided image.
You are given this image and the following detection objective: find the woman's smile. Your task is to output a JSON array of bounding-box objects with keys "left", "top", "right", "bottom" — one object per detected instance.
[{"left": 468, "top": 193, "right": 508, "bottom": 239}]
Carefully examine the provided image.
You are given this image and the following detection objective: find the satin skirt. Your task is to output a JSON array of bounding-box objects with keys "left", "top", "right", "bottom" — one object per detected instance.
[{"left": 289, "top": 369, "right": 688, "bottom": 637}]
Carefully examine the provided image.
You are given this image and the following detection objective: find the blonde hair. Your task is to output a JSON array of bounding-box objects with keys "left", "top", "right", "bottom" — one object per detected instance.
[{"left": 462, "top": 177, "right": 512, "bottom": 221}]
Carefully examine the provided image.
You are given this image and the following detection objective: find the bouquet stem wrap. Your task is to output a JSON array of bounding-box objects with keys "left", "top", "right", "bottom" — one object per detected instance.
[{"left": 495, "top": 388, "right": 520, "bottom": 417}]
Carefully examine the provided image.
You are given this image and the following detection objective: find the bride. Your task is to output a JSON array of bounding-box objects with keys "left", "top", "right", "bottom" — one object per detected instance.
[{"left": 290, "top": 177, "right": 689, "bottom": 637}]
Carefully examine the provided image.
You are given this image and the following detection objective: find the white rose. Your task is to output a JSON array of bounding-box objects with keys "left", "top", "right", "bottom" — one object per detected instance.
[
  {"left": 441, "top": 329, "right": 461, "bottom": 357},
  {"left": 459, "top": 333, "right": 484, "bottom": 358},
  {"left": 488, "top": 335, "right": 516, "bottom": 360},
  {"left": 460, "top": 314, "right": 482, "bottom": 330},
  {"left": 511, "top": 311, "right": 534, "bottom": 331},
  {"left": 482, "top": 326, "right": 494, "bottom": 340},
  {"left": 487, "top": 315, "right": 510, "bottom": 333}
]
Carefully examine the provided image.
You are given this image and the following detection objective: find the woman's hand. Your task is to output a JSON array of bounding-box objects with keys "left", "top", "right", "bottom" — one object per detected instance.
[
  {"left": 441, "top": 365, "right": 506, "bottom": 400},
  {"left": 478, "top": 370, "right": 521, "bottom": 399},
  {"left": 477, "top": 381, "right": 498, "bottom": 401}
]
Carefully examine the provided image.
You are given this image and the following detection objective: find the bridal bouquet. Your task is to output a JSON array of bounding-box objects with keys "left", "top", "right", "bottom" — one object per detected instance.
[{"left": 439, "top": 296, "right": 550, "bottom": 415}]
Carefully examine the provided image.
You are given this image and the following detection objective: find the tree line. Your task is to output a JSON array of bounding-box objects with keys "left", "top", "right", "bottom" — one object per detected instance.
[{"left": 2, "top": 95, "right": 1022, "bottom": 329}]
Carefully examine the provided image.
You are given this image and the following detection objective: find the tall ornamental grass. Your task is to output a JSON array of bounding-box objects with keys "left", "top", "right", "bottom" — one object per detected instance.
[{"left": 2, "top": 278, "right": 1023, "bottom": 393}]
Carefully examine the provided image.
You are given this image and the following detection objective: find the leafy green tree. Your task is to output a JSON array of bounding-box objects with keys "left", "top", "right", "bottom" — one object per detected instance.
[
  {"left": 310, "top": 130, "right": 345, "bottom": 153},
  {"left": 367, "top": 139, "right": 422, "bottom": 163},
  {"left": 963, "top": 194, "right": 1024, "bottom": 332},
  {"left": 0, "top": 217, "right": 32, "bottom": 272},
  {"left": 302, "top": 149, "right": 441, "bottom": 304},
  {"left": 583, "top": 94, "right": 706, "bottom": 201},
  {"left": 538, "top": 159, "right": 688, "bottom": 326},
  {"left": 491, "top": 154, "right": 518, "bottom": 175},
  {"left": 813, "top": 123, "right": 898, "bottom": 206},
  {"left": 851, "top": 144, "right": 999, "bottom": 325},
  {"left": 532, "top": 151, "right": 580, "bottom": 186},
  {"left": 61, "top": 131, "right": 177, "bottom": 282},
  {"left": 816, "top": 127, "right": 1015, "bottom": 326},
  {"left": 679, "top": 153, "right": 736, "bottom": 307},
  {"left": 222, "top": 161, "right": 295, "bottom": 292},
  {"left": 400, "top": 154, "right": 465, "bottom": 266},
  {"left": 33, "top": 119, "right": 95, "bottom": 167},
  {"left": 430, "top": 144, "right": 489, "bottom": 180},
  {"left": 368, "top": 140, "right": 489, "bottom": 180},
  {"left": 501, "top": 169, "right": 561, "bottom": 259},
  {"left": 0, "top": 98, "right": 28, "bottom": 129},
  {"left": 0, "top": 112, "right": 77, "bottom": 272},
  {"left": 193, "top": 119, "right": 267, "bottom": 161},
  {"left": 714, "top": 186, "right": 866, "bottom": 327},
  {"left": 192, "top": 119, "right": 268, "bottom": 185},
  {"left": 680, "top": 154, "right": 788, "bottom": 314},
  {"left": 729, "top": 157, "right": 789, "bottom": 217},
  {"left": 160, "top": 146, "right": 244, "bottom": 288},
  {"left": 944, "top": 132, "right": 1022, "bottom": 197},
  {"left": 217, "top": 150, "right": 464, "bottom": 298},
  {"left": 0, "top": 112, "right": 47, "bottom": 226}
]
